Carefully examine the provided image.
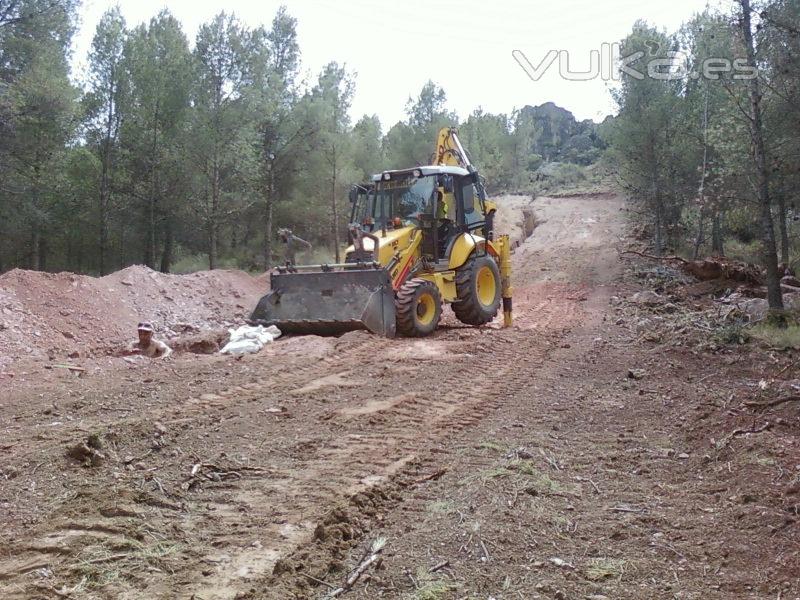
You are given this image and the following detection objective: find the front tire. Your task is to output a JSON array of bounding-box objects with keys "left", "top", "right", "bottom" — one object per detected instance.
[
  {"left": 396, "top": 278, "right": 442, "bottom": 337},
  {"left": 453, "top": 255, "right": 501, "bottom": 326}
]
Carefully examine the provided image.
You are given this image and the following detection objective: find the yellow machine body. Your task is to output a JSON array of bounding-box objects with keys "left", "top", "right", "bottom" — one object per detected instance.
[{"left": 251, "top": 127, "right": 513, "bottom": 337}]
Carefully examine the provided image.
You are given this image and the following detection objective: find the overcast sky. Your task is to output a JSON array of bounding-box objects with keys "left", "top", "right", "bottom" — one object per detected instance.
[{"left": 73, "top": 0, "right": 713, "bottom": 128}]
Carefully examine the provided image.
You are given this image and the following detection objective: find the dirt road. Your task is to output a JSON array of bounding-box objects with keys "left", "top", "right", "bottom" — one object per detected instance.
[{"left": 1, "top": 193, "right": 797, "bottom": 600}]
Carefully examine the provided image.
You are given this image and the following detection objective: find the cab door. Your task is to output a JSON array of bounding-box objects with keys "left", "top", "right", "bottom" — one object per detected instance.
[{"left": 454, "top": 175, "right": 485, "bottom": 233}]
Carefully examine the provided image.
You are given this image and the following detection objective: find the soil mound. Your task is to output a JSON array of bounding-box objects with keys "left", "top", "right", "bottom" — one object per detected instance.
[{"left": 0, "top": 265, "right": 267, "bottom": 368}]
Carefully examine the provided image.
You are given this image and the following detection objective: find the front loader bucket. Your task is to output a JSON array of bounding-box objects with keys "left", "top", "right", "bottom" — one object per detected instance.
[{"left": 250, "top": 268, "right": 396, "bottom": 337}]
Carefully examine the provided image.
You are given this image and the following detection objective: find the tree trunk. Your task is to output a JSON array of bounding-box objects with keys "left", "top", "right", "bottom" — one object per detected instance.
[
  {"left": 30, "top": 229, "right": 41, "bottom": 271},
  {"left": 99, "top": 76, "right": 115, "bottom": 275},
  {"left": 739, "top": 0, "right": 783, "bottom": 310},
  {"left": 99, "top": 180, "right": 110, "bottom": 275},
  {"left": 160, "top": 218, "right": 173, "bottom": 273},
  {"left": 209, "top": 157, "right": 220, "bottom": 270},
  {"left": 209, "top": 223, "right": 218, "bottom": 270},
  {"left": 711, "top": 211, "right": 724, "bottom": 256},
  {"left": 263, "top": 162, "right": 274, "bottom": 271},
  {"left": 38, "top": 236, "right": 47, "bottom": 271},
  {"left": 119, "top": 216, "right": 126, "bottom": 270},
  {"left": 693, "top": 207, "right": 705, "bottom": 260},
  {"left": 331, "top": 145, "right": 340, "bottom": 263},
  {"left": 653, "top": 197, "right": 663, "bottom": 256},
  {"left": 147, "top": 104, "right": 159, "bottom": 270},
  {"left": 776, "top": 191, "right": 789, "bottom": 265},
  {"left": 694, "top": 85, "right": 710, "bottom": 260},
  {"left": 147, "top": 196, "right": 157, "bottom": 269}
]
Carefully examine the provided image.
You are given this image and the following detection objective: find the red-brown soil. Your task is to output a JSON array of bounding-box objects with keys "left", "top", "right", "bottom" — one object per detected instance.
[
  {"left": 0, "top": 266, "right": 267, "bottom": 371},
  {"left": 0, "top": 194, "right": 797, "bottom": 600}
]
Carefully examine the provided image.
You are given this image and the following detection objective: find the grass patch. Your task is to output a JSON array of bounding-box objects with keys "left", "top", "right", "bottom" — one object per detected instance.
[
  {"left": 751, "top": 321, "right": 800, "bottom": 350},
  {"left": 712, "top": 323, "right": 751, "bottom": 346},
  {"left": 459, "top": 467, "right": 512, "bottom": 485},
  {"left": 173, "top": 252, "right": 240, "bottom": 274},
  {"left": 508, "top": 460, "right": 566, "bottom": 494},
  {"left": 477, "top": 441, "right": 504, "bottom": 453},
  {"left": 531, "top": 472, "right": 563, "bottom": 494},
  {"left": 480, "top": 467, "right": 512, "bottom": 480},
  {"left": 746, "top": 453, "right": 777, "bottom": 467},
  {"left": 585, "top": 557, "right": 627, "bottom": 581},
  {"left": 508, "top": 459, "right": 539, "bottom": 477},
  {"left": 73, "top": 540, "right": 182, "bottom": 588},
  {"left": 723, "top": 239, "right": 763, "bottom": 265},
  {"left": 404, "top": 568, "right": 458, "bottom": 599}
]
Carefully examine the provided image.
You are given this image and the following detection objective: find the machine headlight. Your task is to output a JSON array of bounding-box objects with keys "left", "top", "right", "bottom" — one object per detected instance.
[{"left": 382, "top": 172, "right": 391, "bottom": 181}]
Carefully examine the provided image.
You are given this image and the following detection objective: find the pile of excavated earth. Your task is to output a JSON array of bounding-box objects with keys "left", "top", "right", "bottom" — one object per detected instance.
[
  {"left": 0, "top": 195, "right": 536, "bottom": 373},
  {"left": 0, "top": 265, "right": 267, "bottom": 370}
]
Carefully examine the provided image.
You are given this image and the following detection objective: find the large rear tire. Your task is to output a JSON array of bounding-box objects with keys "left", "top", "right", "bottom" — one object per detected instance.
[
  {"left": 453, "top": 255, "right": 501, "bottom": 326},
  {"left": 396, "top": 278, "right": 442, "bottom": 337}
]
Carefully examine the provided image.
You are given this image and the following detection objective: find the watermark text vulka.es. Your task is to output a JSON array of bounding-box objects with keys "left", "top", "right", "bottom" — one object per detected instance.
[{"left": 513, "top": 44, "right": 758, "bottom": 82}]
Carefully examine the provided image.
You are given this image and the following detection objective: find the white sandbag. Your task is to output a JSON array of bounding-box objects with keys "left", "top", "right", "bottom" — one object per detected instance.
[
  {"left": 219, "top": 338, "right": 264, "bottom": 355},
  {"left": 220, "top": 325, "right": 282, "bottom": 355}
]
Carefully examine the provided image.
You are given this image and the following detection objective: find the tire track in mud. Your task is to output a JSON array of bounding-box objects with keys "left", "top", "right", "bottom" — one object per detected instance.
[
  {"left": 2, "top": 302, "right": 580, "bottom": 599},
  {"left": 186, "top": 321, "right": 573, "bottom": 600},
  {"left": 0, "top": 194, "right": 600, "bottom": 599},
  {"left": 252, "top": 303, "right": 580, "bottom": 599}
]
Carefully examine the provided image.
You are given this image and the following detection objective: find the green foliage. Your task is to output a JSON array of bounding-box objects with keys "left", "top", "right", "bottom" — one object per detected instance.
[
  {"left": 585, "top": 558, "right": 627, "bottom": 581},
  {"left": 351, "top": 114, "right": 383, "bottom": 181},
  {"left": 751, "top": 322, "right": 800, "bottom": 350},
  {"left": 403, "top": 566, "right": 458, "bottom": 600},
  {"left": 712, "top": 323, "right": 751, "bottom": 346},
  {"left": 0, "top": 0, "right": 79, "bottom": 270},
  {"left": 458, "top": 109, "right": 515, "bottom": 192},
  {"left": 384, "top": 80, "right": 457, "bottom": 167},
  {"left": 0, "top": 4, "right": 608, "bottom": 276},
  {"left": 605, "top": 4, "right": 799, "bottom": 290},
  {"left": 537, "top": 163, "right": 586, "bottom": 188}
]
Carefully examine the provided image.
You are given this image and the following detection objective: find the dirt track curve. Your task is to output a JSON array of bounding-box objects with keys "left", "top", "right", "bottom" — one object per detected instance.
[{"left": 2, "top": 193, "right": 798, "bottom": 600}]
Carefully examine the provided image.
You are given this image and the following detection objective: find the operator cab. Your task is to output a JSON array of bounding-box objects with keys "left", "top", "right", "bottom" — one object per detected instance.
[{"left": 348, "top": 165, "right": 490, "bottom": 264}]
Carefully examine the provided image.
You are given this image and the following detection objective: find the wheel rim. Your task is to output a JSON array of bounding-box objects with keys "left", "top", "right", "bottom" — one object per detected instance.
[
  {"left": 416, "top": 292, "right": 436, "bottom": 326},
  {"left": 476, "top": 265, "right": 497, "bottom": 307}
]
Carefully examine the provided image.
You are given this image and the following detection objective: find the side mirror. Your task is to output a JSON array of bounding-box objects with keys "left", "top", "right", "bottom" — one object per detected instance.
[{"left": 349, "top": 187, "right": 358, "bottom": 203}]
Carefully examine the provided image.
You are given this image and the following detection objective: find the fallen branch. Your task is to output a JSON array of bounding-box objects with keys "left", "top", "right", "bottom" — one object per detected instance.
[
  {"left": 620, "top": 250, "right": 689, "bottom": 264},
  {"left": 0, "top": 562, "right": 50, "bottom": 580},
  {"left": 620, "top": 251, "right": 763, "bottom": 284},
  {"left": 775, "top": 358, "right": 800, "bottom": 378},
  {"left": 652, "top": 541, "right": 688, "bottom": 561},
  {"left": 47, "top": 364, "right": 86, "bottom": 373},
  {"left": 480, "top": 539, "right": 491, "bottom": 562},
  {"left": 714, "top": 421, "right": 773, "bottom": 451},
  {"left": 731, "top": 421, "right": 772, "bottom": 437},
  {"left": 575, "top": 476, "right": 601, "bottom": 494},
  {"left": 302, "top": 572, "right": 336, "bottom": 590},
  {"left": 414, "top": 469, "right": 447, "bottom": 485},
  {"left": 745, "top": 397, "right": 800, "bottom": 410},
  {"left": 327, "top": 538, "right": 386, "bottom": 598},
  {"left": 428, "top": 560, "right": 449, "bottom": 573},
  {"left": 609, "top": 505, "right": 645, "bottom": 513},
  {"left": 540, "top": 448, "right": 562, "bottom": 471},
  {"left": 71, "top": 553, "right": 130, "bottom": 568}
]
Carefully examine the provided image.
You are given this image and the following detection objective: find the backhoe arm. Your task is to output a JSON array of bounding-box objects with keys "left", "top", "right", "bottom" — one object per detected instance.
[{"left": 433, "top": 127, "right": 474, "bottom": 171}]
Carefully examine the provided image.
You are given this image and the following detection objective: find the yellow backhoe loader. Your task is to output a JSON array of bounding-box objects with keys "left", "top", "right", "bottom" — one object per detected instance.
[{"left": 250, "top": 127, "right": 512, "bottom": 337}]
